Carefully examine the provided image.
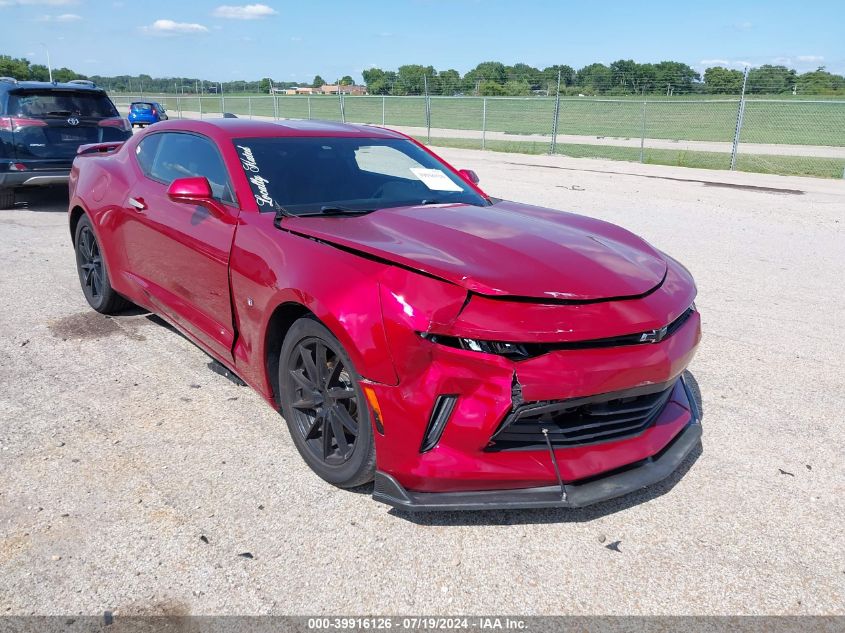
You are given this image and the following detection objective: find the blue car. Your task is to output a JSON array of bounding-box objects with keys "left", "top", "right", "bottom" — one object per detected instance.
[{"left": 127, "top": 101, "right": 168, "bottom": 127}]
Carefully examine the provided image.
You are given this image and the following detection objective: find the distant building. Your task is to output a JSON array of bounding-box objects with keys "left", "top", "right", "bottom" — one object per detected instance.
[
  {"left": 272, "top": 84, "right": 366, "bottom": 96},
  {"left": 317, "top": 84, "right": 367, "bottom": 96}
]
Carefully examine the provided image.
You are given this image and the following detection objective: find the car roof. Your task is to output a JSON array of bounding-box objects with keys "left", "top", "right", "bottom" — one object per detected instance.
[
  {"left": 0, "top": 79, "right": 106, "bottom": 93},
  {"left": 149, "top": 117, "right": 407, "bottom": 140}
]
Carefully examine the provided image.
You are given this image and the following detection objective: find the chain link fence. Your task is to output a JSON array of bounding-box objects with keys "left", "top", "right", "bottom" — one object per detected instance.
[{"left": 111, "top": 93, "right": 845, "bottom": 179}]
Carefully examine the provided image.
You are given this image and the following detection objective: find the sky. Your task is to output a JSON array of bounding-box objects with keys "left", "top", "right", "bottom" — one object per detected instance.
[{"left": 2, "top": 0, "right": 843, "bottom": 82}]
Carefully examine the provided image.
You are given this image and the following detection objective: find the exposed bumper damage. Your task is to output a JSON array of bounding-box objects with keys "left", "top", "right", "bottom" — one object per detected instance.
[
  {"left": 368, "top": 255, "right": 701, "bottom": 509},
  {"left": 374, "top": 379, "right": 701, "bottom": 512}
]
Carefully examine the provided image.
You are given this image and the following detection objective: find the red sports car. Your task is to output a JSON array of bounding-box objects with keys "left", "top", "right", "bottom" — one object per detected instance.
[{"left": 68, "top": 118, "right": 701, "bottom": 511}]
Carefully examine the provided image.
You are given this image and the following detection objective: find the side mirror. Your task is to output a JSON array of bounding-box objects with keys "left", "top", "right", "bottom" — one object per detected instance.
[
  {"left": 459, "top": 169, "right": 480, "bottom": 185},
  {"left": 167, "top": 176, "right": 213, "bottom": 203}
]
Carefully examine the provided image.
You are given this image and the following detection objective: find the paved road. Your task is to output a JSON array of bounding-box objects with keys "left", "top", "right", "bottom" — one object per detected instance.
[{"left": 0, "top": 152, "right": 843, "bottom": 616}]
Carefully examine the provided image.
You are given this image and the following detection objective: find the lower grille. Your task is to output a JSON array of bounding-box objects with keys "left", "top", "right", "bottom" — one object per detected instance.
[{"left": 488, "top": 380, "right": 677, "bottom": 451}]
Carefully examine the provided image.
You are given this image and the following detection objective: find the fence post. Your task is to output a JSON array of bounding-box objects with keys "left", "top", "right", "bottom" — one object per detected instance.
[
  {"left": 482, "top": 97, "right": 487, "bottom": 150},
  {"left": 382, "top": 96, "right": 386, "bottom": 126},
  {"left": 340, "top": 92, "right": 346, "bottom": 123},
  {"left": 730, "top": 67, "right": 750, "bottom": 170},
  {"left": 639, "top": 99, "right": 647, "bottom": 163},
  {"left": 273, "top": 92, "right": 278, "bottom": 119},
  {"left": 176, "top": 95, "right": 182, "bottom": 119},
  {"left": 423, "top": 75, "right": 431, "bottom": 144},
  {"left": 199, "top": 97, "right": 203, "bottom": 120},
  {"left": 248, "top": 96, "right": 252, "bottom": 119},
  {"left": 549, "top": 70, "right": 562, "bottom": 154},
  {"left": 221, "top": 92, "right": 225, "bottom": 114}
]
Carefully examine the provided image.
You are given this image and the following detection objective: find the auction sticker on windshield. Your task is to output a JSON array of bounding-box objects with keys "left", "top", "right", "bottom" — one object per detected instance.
[{"left": 409, "top": 167, "right": 464, "bottom": 192}]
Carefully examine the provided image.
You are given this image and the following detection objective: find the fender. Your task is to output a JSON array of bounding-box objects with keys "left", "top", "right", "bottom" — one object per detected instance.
[{"left": 227, "top": 216, "right": 401, "bottom": 403}]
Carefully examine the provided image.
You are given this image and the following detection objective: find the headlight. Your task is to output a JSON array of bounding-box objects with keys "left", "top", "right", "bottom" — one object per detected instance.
[{"left": 420, "top": 333, "right": 531, "bottom": 361}]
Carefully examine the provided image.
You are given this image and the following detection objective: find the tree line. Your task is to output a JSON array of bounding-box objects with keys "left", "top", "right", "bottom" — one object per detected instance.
[
  {"left": 362, "top": 61, "right": 845, "bottom": 96},
  {"left": 2, "top": 54, "right": 844, "bottom": 97}
]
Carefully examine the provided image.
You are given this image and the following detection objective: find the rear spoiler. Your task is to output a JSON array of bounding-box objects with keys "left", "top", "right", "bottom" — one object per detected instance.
[{"left": 77, "top": 141, "right": 124, "bottom": 156}]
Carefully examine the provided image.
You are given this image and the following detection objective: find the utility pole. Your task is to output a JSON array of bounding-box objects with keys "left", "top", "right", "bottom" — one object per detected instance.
[{"left": 39, "top": 43, "right": 53, "bottom": 82}]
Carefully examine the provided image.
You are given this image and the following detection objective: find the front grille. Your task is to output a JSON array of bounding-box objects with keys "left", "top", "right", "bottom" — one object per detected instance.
[{"left": 488, "top": 380, "right": 677, "bottom": 451}]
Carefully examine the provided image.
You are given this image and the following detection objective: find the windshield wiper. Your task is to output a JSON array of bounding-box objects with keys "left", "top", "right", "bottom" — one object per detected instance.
[
  {"left": 298, "top": 206, "right": 375, "bottom": 217},
  {"left": 272, "top": 203, "right": 293, "bottom": 229},
  {"left": 46, "top": 110, "right": 73, "bottom": 116}
]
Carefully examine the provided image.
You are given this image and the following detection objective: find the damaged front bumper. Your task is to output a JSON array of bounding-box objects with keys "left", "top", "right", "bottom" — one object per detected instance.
[
  {"left": 373, "top": 376, "right": 702, "bottom": 512},
  {"left": 368, "top": 258, "right": 702, "bottom": 510}
]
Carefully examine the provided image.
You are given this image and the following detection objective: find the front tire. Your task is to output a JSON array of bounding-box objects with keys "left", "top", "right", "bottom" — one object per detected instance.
[
  {"left": 279, "top": 318, "right": 376, "bottom": 488},
  {"left": 74, "top": 215, "right": 130, "bottom": 314}
]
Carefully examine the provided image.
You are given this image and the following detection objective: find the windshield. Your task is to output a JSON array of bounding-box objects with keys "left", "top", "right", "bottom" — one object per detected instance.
[
  {"left": 232, "top": 136, "right": 488, "bottom": 215},
  {"left": 131, "top": 102, "right": 153, "bottom": 111},
  {"left": 8, "top": 90, "right": 118, "bottom": 118}
]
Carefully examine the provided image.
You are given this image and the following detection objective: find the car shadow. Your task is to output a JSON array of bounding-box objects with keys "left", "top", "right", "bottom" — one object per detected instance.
[
  {"left": 12, "top": 185, "right": 69, "bottom": 212},
  {"left": 385, "top": 369, "right": 704, "bottom": 526}
]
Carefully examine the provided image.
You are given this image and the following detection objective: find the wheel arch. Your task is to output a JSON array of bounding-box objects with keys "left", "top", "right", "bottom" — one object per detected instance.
[
  {"left": 69, "top": 205, "right": 87, "bottom": 243},
  {"left": 264, "top": 301, "right": 316, "bottom": 409}
]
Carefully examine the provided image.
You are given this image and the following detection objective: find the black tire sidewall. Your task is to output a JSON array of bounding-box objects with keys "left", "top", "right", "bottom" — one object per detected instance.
[
  {"left": 74, "top": 215, "right": 115, "bottom": 313},
  {"left": 279, "top": 317, "right": 375, "bottom": 488},
  {"left": 0, "top": 189, "right": 14, "bottom": 210}
]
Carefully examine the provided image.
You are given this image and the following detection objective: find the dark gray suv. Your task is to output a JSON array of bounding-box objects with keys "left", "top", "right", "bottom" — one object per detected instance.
[{"left": 0, "top": 78, "right": 131, "bottom": 209}]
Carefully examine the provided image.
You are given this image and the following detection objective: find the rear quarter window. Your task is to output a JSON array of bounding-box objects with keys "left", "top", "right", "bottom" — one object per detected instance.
[{"left": 135, "top": 134, "right": 162, "bottom": 177}]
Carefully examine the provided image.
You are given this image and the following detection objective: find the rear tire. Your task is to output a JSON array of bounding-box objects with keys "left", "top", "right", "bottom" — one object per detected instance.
[
  {"left": 74, "top": 215, "right": 131, "bottom": 314},
  {"left": 279, "top": 318, "right": 376, "bottom": 488},
  {"left": 0, "top": 188, "right": 14, "bottom": 210}
]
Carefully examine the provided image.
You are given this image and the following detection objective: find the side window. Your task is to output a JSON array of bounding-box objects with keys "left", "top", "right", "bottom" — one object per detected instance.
[
  {"left": 135, "top": 134, "right": 162, "bottom": 178},
  {"left": 149, "top": 132, "right": 236, "bottom": 204}
]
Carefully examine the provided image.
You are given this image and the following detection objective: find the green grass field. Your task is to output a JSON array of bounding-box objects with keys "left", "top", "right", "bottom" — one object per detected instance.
[
  {"left": 115, "top": 94, "right": 845, "bottom": 178},
  {"left": 139, "top": 94, "right": 845, "bottom": 147},
  {"left": 422, "top": 136, "right": 845, "bottom": 179}
]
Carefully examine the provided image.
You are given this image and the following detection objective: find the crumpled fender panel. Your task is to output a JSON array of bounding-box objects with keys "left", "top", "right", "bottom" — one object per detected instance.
[{"left": 229, "top": 216, "right": 401, "bottom": 399}]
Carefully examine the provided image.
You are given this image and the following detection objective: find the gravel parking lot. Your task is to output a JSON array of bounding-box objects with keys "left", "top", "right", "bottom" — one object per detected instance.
[{"left": 0, "top": 149, "right": 843, "bottom": 616}]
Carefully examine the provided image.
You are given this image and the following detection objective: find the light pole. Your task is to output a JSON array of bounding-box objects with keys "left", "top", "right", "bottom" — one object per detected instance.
[{"left": 39, "top": 43, "right": 53, "bottom": 82}]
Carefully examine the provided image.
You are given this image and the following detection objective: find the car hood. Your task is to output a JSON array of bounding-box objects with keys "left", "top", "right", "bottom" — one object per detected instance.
[{"left": 283, "top": 201, "right": 667, "bottom": 301}]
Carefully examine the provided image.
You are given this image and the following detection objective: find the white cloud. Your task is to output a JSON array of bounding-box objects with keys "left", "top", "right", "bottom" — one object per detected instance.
[
  {"left": 141, "top": 19, "right": 209, "bottom": 35},
  {"left": 797, "top": 55, "right": 824, "bottom": 63},
  {"left": 699, "top": 59, "right": 754, "bottom": 69},
  {"left": 37, "top": 12, "right": 81, "bottom": 21},
  {"left": 0, "top": 0, "right": 77, "bottom": 5},
  {"left": 212, "top": 3, "right": 277, "bottom": 19}
]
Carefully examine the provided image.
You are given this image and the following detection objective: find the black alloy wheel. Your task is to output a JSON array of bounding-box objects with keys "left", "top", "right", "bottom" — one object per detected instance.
[
  {"left": 74, "top": 215, "right": 130, "bottom": 314},
  {"left": 280, "top": 318, "right": 375, "bottom": 487},
  {"left": 77, "top": 224, "right": 104, "bottom": 303}
]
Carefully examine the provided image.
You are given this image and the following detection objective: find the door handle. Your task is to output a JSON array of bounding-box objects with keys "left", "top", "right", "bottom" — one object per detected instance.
[{"left": 128, "top": 196, "right": 147, "bottom": 212}]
